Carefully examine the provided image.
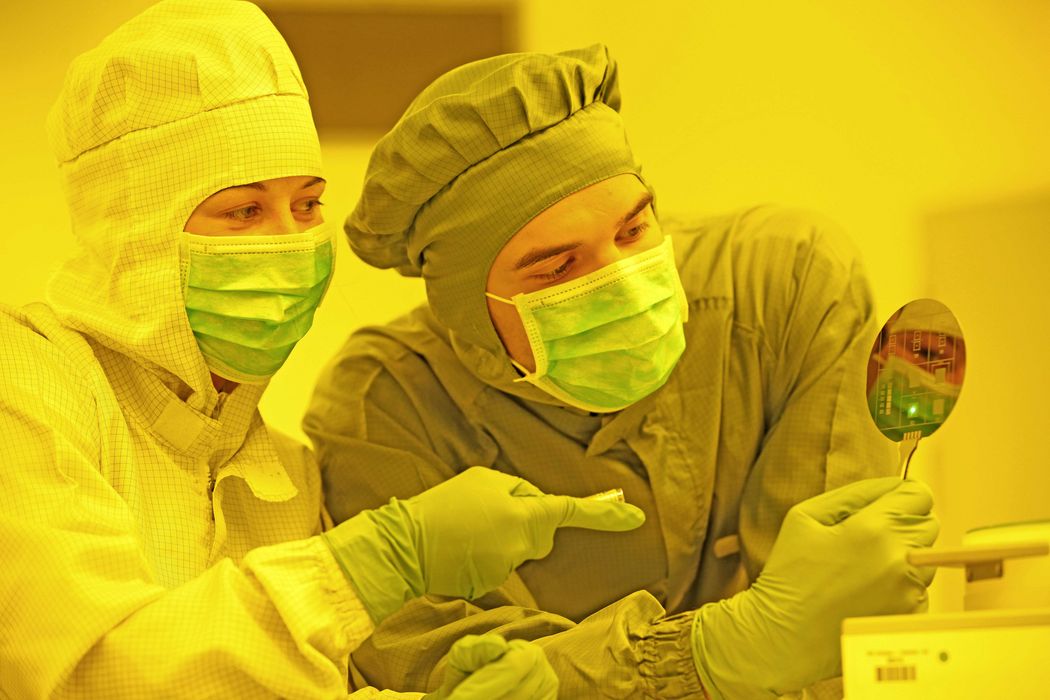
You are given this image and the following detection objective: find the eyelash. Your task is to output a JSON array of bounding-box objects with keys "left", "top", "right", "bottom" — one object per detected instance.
[
  {"left": 531, "top": 221, "right": 651, "bottom": 282},
  {"left": 224, "top": 205, "right": 260, "bottom": 221},
  {"left": 621, "top": 222, "right": 650, "bottom": 240},
  {"left": 222, "top": 199, "right": 324, "bottom": 221},
  {"left": 536, "top": 256, "right": 575, "bottom": 281}
]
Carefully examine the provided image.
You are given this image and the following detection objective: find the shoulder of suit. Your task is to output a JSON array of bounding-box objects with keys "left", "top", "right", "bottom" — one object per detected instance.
[{"left": 667, "top": 205, "right": 859, "bottom": 299}]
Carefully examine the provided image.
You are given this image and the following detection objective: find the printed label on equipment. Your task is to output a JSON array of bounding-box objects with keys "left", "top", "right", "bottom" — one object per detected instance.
[{"left": 875, "top": 665, "right": 917, "bottom": 682}]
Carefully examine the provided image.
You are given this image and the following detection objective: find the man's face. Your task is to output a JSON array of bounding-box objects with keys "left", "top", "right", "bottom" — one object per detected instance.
[
  {"left": 485, "top": 173, "right": 663, "bottom": 372},
  {"left": 184, "top": 175, "right": 326, "bottom": 236}
]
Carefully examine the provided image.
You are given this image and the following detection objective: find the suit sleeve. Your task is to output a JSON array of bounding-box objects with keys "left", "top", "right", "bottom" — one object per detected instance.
[
  {"left": 0, "top": 324, "right": 374, "bottom": 699},
  {"left": 731, "top": 207, "right": 898, "bottom": 582},
  {"left": 304, "top": 340, "right": 708, "bottom": 698}
]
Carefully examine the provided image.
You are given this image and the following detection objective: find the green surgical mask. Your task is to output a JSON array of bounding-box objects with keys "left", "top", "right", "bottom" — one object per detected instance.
[
  {"left": 180, "top": 222, "right": 334, "bottom": 384},
  {"left": 487, "top": 236, "right": 688, "bottom": 413}
]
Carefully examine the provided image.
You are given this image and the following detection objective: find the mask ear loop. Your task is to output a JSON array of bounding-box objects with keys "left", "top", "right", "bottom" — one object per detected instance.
[
  {"left": 485, "top": 291, "right": 537, "bottom": 383},
  {"left": 506, "top": 359, "right": 534, "bottom": 383},
  {"left": 178, "top": 232, "right": 195, "bottom": 303},
  {"left": 484, "top": 291, "right": 513, "bottom": 304}
]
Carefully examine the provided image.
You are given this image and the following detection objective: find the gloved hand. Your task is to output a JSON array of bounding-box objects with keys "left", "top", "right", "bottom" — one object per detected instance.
[
  {"left": 691, "top": 477, "right": 939, "bottom": 699},
  {"left": 427, "top": 634, "right": 558, "bottom": 700},
  {"left": 323, "top": 466, "right": 645, "bottom": 622}
]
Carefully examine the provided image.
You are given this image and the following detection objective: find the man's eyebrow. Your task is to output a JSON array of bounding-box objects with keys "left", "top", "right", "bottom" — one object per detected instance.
[
  {"left": 615, "top": 192, "right": 654, "bottom": 229},
  {"left": 513, "top": 242, "right": 582, "bottom": 271},
  {"left": 216, "top": 177, "right": 326, "bottom": 194},
  {"left": 511, "top": 193, "right": 653, "bottom": 272}
]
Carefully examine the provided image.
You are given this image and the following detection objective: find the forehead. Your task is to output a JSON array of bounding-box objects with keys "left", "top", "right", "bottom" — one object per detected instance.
[{"left": 202, "top": 175, "right": 325, "bottom": 201}]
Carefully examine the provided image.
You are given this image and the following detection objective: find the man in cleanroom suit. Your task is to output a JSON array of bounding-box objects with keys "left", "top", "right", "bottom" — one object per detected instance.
[
  {"left": 0, "top": 4, "right": 647, "bottom": 699},
  {"left": 304, "top": 45, "right": 941, "bottom": 698}
]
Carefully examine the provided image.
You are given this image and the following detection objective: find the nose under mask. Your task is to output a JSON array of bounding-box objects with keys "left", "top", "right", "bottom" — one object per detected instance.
[
  {"left": 180, "top": 221, "right": 335, "bottom": 384},
  {"left": 486, "top": 236, "right": 689, "bottom": 412}
]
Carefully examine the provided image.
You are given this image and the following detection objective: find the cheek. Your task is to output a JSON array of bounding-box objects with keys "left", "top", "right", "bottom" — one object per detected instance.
[
  {"left": 486, "top": 298, "right": 536, "bottom": 371},
  {"left": 485, "top": 297, "right": 522, "bottom": 345},
  {"left": 183, "top": 210, "right": 221, "bottom": 236}
]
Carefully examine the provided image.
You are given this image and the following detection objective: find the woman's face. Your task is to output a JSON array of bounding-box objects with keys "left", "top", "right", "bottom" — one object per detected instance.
[{"left": 184, "top": 175, "right": 326, "bottom": 236}]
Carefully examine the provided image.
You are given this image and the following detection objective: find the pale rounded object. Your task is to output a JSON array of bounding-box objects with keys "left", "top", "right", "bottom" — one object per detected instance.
[
  {"left": 962, "top": 520, "right": 1050, "bottom": 611},
  {"left": 586, "top": 488, "right": 625, "bottom": 503}
]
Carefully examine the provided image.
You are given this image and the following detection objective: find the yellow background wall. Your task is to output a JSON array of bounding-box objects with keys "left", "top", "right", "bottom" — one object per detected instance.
[{"left": 3, "top": 1, "right": 1048, "bottom": 614}]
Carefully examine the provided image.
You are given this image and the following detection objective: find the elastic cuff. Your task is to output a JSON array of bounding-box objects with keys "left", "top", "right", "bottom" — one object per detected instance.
[
  {"left": 320, "top": 502, "right": 421, "bottom": 624},
  {"left": 636, "top": 611, "right": 707, "bottom": 699},
  {"left": 313, "top": 537, "right": 376, "bottom": 650}
]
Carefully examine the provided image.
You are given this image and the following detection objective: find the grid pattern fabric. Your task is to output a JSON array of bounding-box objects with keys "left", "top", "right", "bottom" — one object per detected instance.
[
  {"left": 45, "top": 0, "right": 323, "bottom": 402},
  {"left": 306, "top": 206, "right": 899, "bottom": 697},
  {"left": 344, "top": 44, "right": 643, "bottom": 356},
  {"left": 0, "top": 1, "right": 391, "bottom": 697}
]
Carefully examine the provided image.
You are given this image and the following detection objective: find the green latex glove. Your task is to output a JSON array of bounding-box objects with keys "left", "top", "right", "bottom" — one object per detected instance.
[
  {"left": 323, "top": 466, "right": 645, "bottom": 623},
  {"left": 691, "top": 477, "right": 939, "bottom": 699},
  {"left": 426, "top": 634, "right": 558, "bottom": 700}
]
